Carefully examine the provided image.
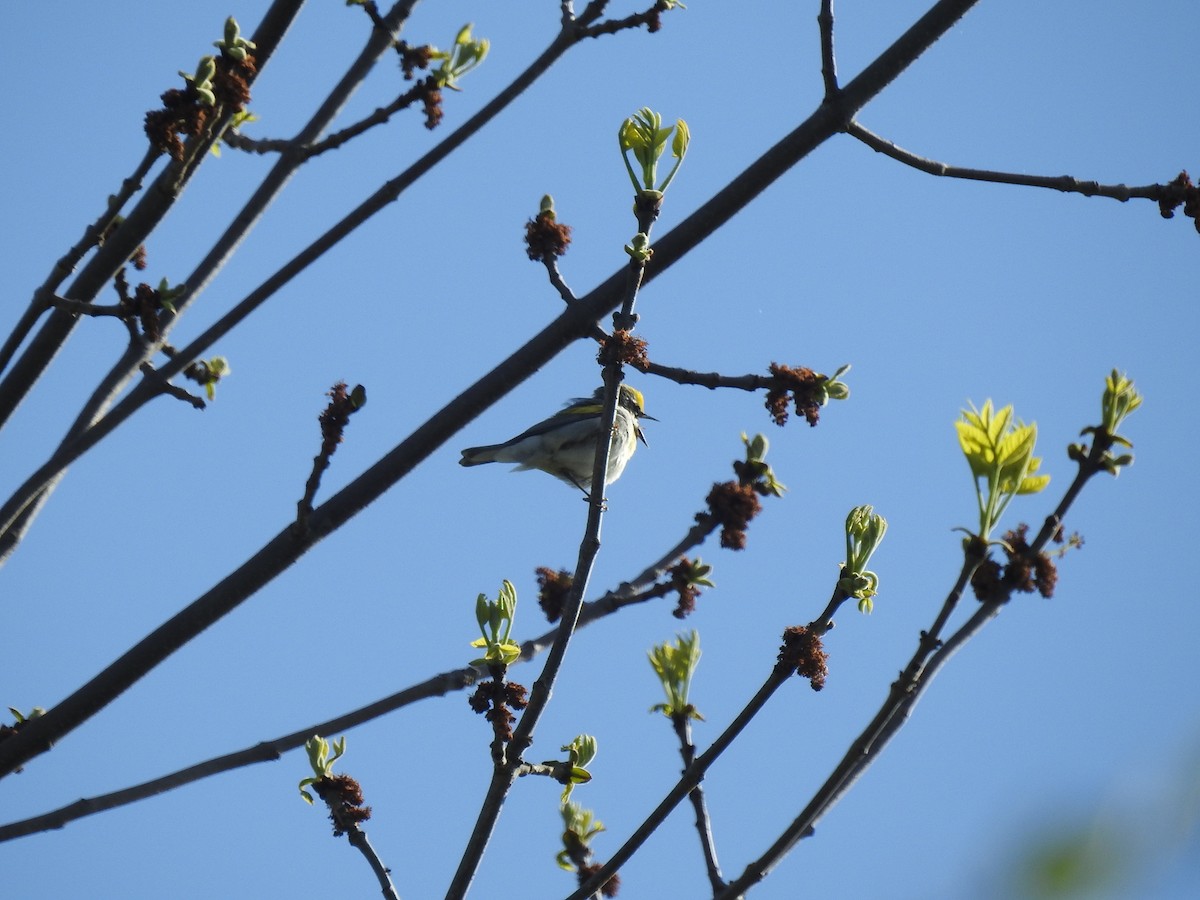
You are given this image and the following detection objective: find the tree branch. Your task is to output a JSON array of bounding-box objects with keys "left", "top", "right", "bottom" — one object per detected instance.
[
  {"left": 848, "top": 120, "right": 1174, "bottom": 203},
  {"left": 0, "top": 0, "right": 985, "bottom": 781},
  {"left": 568, "top": 663, "right": 797, "bottom": 900},
  {"left": 0, "top": 147, "right": 158, "bottom": 378},
  {"left": 672, "top": 715, "right": 725, "bottom": 894},
  {"left": 0, "top": 1, "right": 425, "bottom": 564},
  {"left": 715, "top": 437, "right": 1116, "bottom": 897},
  {"left": 224, "top": 77, "right": 434, "bottom": 159},
  {"left": 448, "top": 282, "right": 652, "bottom": 897},
  {"left": 818, "top": 0, "right": 838, "bottom": 100},
  {"left": 0, "top": 0, "right": 306, "bottom": 430},
  {"left": 0, "top": 438, "right": 735, "bottom": 834}
]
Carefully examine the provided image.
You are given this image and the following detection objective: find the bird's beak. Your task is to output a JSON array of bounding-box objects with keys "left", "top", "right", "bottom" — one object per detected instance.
[{"left": 636, "top": 425, "right": 650, "bottom": 446}]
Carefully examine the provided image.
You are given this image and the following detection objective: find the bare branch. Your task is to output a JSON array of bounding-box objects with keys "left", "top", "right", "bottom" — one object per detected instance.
[
  {"left": 0, "top": 147, "right": 158, "bottom": 378},
  {"left": 673, "top": 716, "right": 726, "bottom": 894},
  {"left": 0, "top": 439, "right": 731, "bottom": 825},
  {"left": 0, "top": 0, "right": 422, "bottom": 560},
  {"left": 0, "top": 0, "right": 985, "bottom": 777},
  {"left": 139, "top": 363, "right": 206, "bottom": 410},
  {"left": 0, "top": 4, "right": 609, "bottom": 560},
  {"left": 579, "top": 2, "right": 672, "bottom": 39},
  {"left": 0, "top": 0, "right": 306, "bottom": 430},
  {"left": 569, "top": 662, "right": 797, "bottom": 900},
  {"left": 345, "top": 826, "right": 400, "bottom": 900},
  {"left": 224, "top": 77, "right": 436, "bottom": 159},
  {"left": 715, "top": 437, "right": 1117, "bottom": 897},
  {"left": 848, "top": 120, "right": 1172, "bottom": 203},
  {"left": 48, "top": 298, "right": 125, "bottom": 318},
  {"left": 818, "top": 0, "right": 839, "bottom": 99}
]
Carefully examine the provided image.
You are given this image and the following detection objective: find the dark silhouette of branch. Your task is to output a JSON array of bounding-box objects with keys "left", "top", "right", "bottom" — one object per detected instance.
[
  {"left": 0, "top": 0, "right": 659, "bottom": 562},
  {"left": 448, "top": 228, "right": 658, "bottom": 896},
  {"left": 642, "top": 361, "right": 805, "bottom": 393},
  {"left": 345, "top": 826, "right": 400, "bottom": 900},
  {"left": 353, "top": 0, "right": 397, "bottom": 43},
  {"left": 848, "top": 120, "right": 1179, "bottom": 203},
  {"left": 296, "top": 382, "right": 367, "bottom": 529},
  {"left": 578, "top": 1, "right": 668, "bottom": 38},
  {"left": 0, "top": 0, "right": 306, "bottom": 430},
  {"left": 0, "top": 147, "right": 158, "bottom": 377},
  {"left": 567, "top": 657, "right": 800, "bottom": 900},
  {"left": 714, "top": 438, "right": 1116, "bottom": 897},
  {"left": 0, "top": 0, "right": 985, "bottom": 783},
  {"left": 672, "top": 715, "right": 726, "bottom": 894},
  {"left": 0, "top": 0, "right": 422, "bottom": 565},
  {"left": 713, "top": 559, "right": 978, "bottom": 898},
  {"left": 0, "top": 0, "right": 1157, "bottom": 896},
  {"left": 0, "top": 428, "right": 750, "bottom": 828},
  {"left": 223, "top": 76, "right": 435, "bottom": 159},
  {"left": 578, "top": 425, "right": 1104, "bottom": 900},
  {"left": 818, "top": 0, "right": 838, "bottom": 99},
  {"left": 0, "top": 667, "right": 477, "bottom": 842}
]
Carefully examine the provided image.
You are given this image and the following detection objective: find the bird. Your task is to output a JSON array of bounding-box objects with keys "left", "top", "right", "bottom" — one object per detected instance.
[{"left": 459, "top": 384, "right": 653, "bottom": 493}]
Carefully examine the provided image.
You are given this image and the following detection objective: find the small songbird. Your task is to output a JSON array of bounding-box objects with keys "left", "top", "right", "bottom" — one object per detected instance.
[{"left": 459, "top": 384, "right": 653, "bottom": 492}]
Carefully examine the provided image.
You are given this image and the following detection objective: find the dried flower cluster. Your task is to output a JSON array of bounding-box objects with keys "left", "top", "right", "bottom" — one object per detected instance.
[
  {"left": 765, "top": 362, "right": 823, "bottom": 427},
  {"left": 144, "top": 52, "right": 256, "bottom": 161},
  {"left": 970, "top": 524, "right": 1061, "bottom": 602},
  {"left": 1158, "top": 170, "right": 1200, "bottom": 233},
  {"left": 524, "top": 211, "right": 573, "bottom": 261},
  {"left": 536, "top": 566, "right": 573, "bottom": 622},
  {"left": 312, "top": 773, "right": 372, "bottom": 837},
  {"left": 597, "top": 330, "right": 649, "bottom": 370},
  {"left": 468, "top": 678, "right": 528, "bottom": 745},
  {"left": 778, "top": 625, "right": 829, "bottom": 691}
]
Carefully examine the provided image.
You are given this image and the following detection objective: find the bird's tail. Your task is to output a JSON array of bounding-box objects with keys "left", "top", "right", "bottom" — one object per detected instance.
[{"left": 459, "top": 446, "right": 500, "bottom": 467}]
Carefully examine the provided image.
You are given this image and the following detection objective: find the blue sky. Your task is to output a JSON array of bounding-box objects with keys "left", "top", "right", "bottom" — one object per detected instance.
[{"left": 2, "top": 2, "right": 1198, "bottom": 898}]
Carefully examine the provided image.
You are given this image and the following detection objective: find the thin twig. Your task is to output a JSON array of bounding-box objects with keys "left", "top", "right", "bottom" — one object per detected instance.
[
  {"left": 672, "top": 716, "right": 725, "bottom": 894},
  {"left": 714, "top": 439, "right": 1113, "bottom": 898},
  {"left": 570, "top": 582, "right": 841, "bottom": 899},
  {"left": 0, "top": 667, "right": 477, "bottom": 842},
  {"left": 818, "top": 0, "right": 838, "bottom": 100},
  {"left": 0, "top": 4, "right": 592, "bottom": 555},
  {"left": 225, "top": 78, "right": 433, "bottom": 159},
  {"left": 0, "top": 146, "right": 158, "bottom": 378},
  {"left": 296, "top": 383, "right": 365, "bottom": 530},
  {"left": 848, "top": 120, "right": 1172, "bottom": 203},
  {"left": 0, "top": 462, "right": 724, "bottom": 839},
  {"left": 579, "top": 1, "right": 666, "bottom": 39},
  {"left": 447, "top": 195, "right": 659, "bottom": 900},
  {"left": 0, "top": 0, "right": 986, "bottom": 780},
  {"left": 567, "top": 664, "right": 797, "bottom": 900},
  {"left": 714, "top": 560, "right": 978, "bottom": 899},
  {"left": 356, "top": 0, "right": 397, "bottom": 43},
  {"left": 0, "top": 0, "right": 306, "bottom": 430},
  {"left": 138, "top": 363, "right": 206, "bottom": 409},
  {"left": 346, "top": 826, "right": 401, "bottom": 899},
  {"left": 47, "top": 298, "right": 125, "bottom": 318},
  {"left": 642, "top": 362, "right": 788, "bottom": 392},
  {"left": 0, "top": 0, "right": 424, "bottom": 566},
  {"left": 541, "top": 256, "right": 609, "bottom": 344},
  {"left": 542, "top": 257, "right": 579, "bottom": 306}
]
